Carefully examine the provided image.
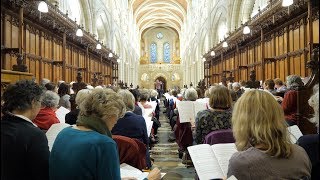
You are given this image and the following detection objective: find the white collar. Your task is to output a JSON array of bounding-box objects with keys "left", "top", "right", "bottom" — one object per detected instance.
[{"left": 8, "top": 112, "right": 38, "bottom": 127}]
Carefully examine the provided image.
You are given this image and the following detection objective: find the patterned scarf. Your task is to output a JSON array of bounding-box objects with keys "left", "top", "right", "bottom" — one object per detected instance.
[{"left": 76, "top": 115, "right": 112, "bottom": 137}]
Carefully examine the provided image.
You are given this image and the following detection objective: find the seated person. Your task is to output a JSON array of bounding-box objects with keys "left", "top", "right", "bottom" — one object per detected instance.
[
  {"left": 281, "top": 75, "right": 305, "bottom": 126},
  {"left": 263, "top": 79, "right": 277, "bottom": 95},
  {"left": 274, "top": 78, "right": 287, "bottom": 93},
  {"left": 129, "top": 88, "right": 142, "bottom": 115},
  {"left": 112, "top": 89, "right": 151, "bottom": 168},
  {"left": 45, "top": 82, "right": 57, "bottom": 92},
  {"left": 231, "top": 82, "right": 244, "bottom": 101},
  {"left": 49, "top": 88, "right": 160, "bottom": 180},
  {"left": 65, "top": 89, "right": 92, "bottom": 125},
  {"left": 1, "top": 80, "right": 49, "bottom": 180},
  {"left": 33, "top": 91, "right": 60, "bottom": 130},
  {"left": 195, "top": 85, "right": 232, "bottom": 144},
  {"left": 228, "top": 90, "right": 311, "bottom": 179},
  {"left": 297, "top": 84, "right": 319, "bottom": 180}
]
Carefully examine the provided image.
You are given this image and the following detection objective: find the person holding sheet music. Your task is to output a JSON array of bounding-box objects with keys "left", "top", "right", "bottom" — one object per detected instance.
[
  {"left": 195, "top": 85, "right": 232, "bottom": 144},
  {"left": 175, "top": 87, "right": 197, "bottom": 163},
  {"left": 1, "top": 80, "right": 50, "bottom": 180},
  {"left": 33, "top": 90, "right": 60, "bottom": 131},
  {"left": 228, "top": 90, "right": 311, "bottom": 179},
  {"left": 297, "top": 84, "right": 319, "bottom": 180},
  {"left": 111, "top": 89, "right": 151, "bottom": 169}
]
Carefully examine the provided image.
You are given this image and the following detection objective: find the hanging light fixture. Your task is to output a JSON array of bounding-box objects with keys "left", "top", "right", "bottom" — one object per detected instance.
[
  {"left": 96, "top": 43, "right": 101, "bottom": 50},
  {"left": 76, "top": 28, "right": 83, "bottom": 37},
  {"left": 38, "top": 1, "right": 48, "bottom": 13},
  {"left": 243, "top": 26, "right": 251, "bottom": 34},
  {"left": 222, "top": 41, "right": 228, "bottom": 48},
  {"left": 202, "top": 57, "right": 206, "bottom": 62},
  {"left": 282, "top": 0, "right": 293, "bottom": 7},
  {"left": 108, "top": 52, "right": 113, "bottom": 58},
  {"left": 210, "top": 51, "right": 215, "bottom": 56}
]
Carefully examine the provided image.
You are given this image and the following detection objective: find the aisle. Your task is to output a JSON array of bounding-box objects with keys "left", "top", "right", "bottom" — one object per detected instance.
[{"left": 150, "top": 100, "right": 195, "bottom": 179}]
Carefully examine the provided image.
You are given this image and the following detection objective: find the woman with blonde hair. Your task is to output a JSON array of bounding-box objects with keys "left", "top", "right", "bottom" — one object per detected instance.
[{"left": 228, "top": 90, "right": 311, "bottom": 179}]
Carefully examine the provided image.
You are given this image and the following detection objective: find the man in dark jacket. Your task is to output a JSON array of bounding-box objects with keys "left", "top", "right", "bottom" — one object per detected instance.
[{"left": 1, "top": 80, "right": 49, "bottom": 180}]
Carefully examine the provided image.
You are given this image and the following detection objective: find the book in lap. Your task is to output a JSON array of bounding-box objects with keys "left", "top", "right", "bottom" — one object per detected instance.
[
  {"left": 188, "top": 143, "right": 237, "bottom": 180},
  {"left": 120, "top": 163, "right": 166, "bottom": 180},
  {"left": 188, "top": 126, "right": 303, "bottom": 180},
  {"left": 176, "top": 101, "right": 207, "bottom": 123},
  {"left": 287, "top": 125, "right": 303, "bottom": 143}
]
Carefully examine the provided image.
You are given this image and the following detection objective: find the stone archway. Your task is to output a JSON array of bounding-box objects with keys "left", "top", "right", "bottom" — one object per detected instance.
[{"left": 154, "top": 76, "right": 167, "bottom": 92}]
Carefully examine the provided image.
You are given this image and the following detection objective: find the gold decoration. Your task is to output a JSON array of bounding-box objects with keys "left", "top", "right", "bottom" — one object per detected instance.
[
  {"left": 139, "top": 56, "right": 149, "bottom": 64},
  {"left": 172, "top": 56, "right": 181, "bottom": 64}
]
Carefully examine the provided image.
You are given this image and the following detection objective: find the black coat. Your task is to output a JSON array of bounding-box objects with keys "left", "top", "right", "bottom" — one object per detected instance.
[{"left": 1, "top": 113, "right": 50, "bottom": 180}]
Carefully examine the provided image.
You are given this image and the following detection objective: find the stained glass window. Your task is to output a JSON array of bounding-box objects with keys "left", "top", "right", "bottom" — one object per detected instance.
[
  {"left": 150, "top": 43, "right": 157, "bottom": 63},
  {"left": 163, "top": 42, "right": 170, "bottom": 63}
]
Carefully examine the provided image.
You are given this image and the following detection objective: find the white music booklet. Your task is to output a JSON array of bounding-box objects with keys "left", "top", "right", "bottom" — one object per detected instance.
[
  {"left": 287, "top": 125, "right": 303, "bottom": 143},
  {"left": 142, "top": 115, "right": 153, "bottom": 137},
  {"left": 46, "top": 123, "right": 72, "bottom": 151},
  {"left": 120, "top": 163, "right": 149, "bottom": 180},
  {"left": 176, "top": 101, "right": 207, "bottom": 123},
  {"left": 55, "top": 106, "right": 70, "bottom": 123},
  {"left": 188, "top": 143, "right": 237, "bottom": 180}
]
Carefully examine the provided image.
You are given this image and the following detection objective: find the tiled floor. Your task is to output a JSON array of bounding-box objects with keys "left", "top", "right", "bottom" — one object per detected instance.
[{"left": 150, "top": 101, "right": 195, "bottom": 179}]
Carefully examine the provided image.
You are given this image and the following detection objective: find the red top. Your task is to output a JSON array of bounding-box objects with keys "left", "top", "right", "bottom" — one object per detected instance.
[
  {"left": 282, "top": 90, "right": 298, "bottom": 123},
  {"left": 33, "top": 107, "right": 60, "bottom": 130}
]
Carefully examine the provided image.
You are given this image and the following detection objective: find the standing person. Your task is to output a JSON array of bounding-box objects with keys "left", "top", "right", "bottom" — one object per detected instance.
[
  {"left": 228, "top": 90, "right": 311, "bottom": 179},
  {"left": 58, "top": 82, "right": 71, "bottom": 110},
  {"left": 1, "top": 80, "right": 49, "bottom": 180},
  {"left": 49, "top": 89, "right": 160, "bottom": 180}
]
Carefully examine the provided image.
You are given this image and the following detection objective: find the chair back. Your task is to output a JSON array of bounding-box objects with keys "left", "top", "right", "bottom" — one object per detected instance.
[
  {"left": 204, "top": 129, "right": 235, "bottom": 145},
  {"left": 112, "top": 135, "right": 147, "bottom": 170}
]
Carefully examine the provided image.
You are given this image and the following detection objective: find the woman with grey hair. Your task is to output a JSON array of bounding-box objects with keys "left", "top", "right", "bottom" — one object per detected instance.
[
  {"left": 65, "top": 89, "right": 92, "bottom": 125},
  {"left": 282, "top": 75, "right": 305, "bottom": 126},
  {"left": 286, "top": 75, "right": 304, "bottom": 90},
  {"left": 50, "top": 88, "right": 160, "bottom": 179},
  {"left": 111, "top": 89, "right": 151, "bottom": 168},
  {"left": 33, "top": 91, "right": 60, "bottom": 130},
  {"left": 184, "top": 87, "right": 198, "bottom": 101}
]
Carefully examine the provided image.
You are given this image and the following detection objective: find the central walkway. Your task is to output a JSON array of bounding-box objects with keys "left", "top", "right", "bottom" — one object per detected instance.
[{"left": 150, "top": 100, "right": 195, "bottom": 179}]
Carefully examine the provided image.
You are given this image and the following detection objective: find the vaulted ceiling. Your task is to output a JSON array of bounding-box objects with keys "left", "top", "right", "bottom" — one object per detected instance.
[{"left": 130, "top": 0, "right": 187, "bottom": 36}]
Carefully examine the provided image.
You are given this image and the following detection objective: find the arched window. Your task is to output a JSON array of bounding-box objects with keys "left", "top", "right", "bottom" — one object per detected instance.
[
  {"left": 150, "top": 42, "right": 157, "bottom": 63},
  {"left": 163, "top": 42, "right": 170, "bottom": 63}
]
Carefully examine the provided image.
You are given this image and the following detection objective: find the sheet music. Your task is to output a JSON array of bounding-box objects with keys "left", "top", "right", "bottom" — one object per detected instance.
[
  {"left": 176, "top": 101, "right": 195, "bottom": 123},
  {"left": 143, "top": 115, "right": 153, "bottom": 137},
  {"left": 55, "top": 106, "right": 70, "bottom": 123},
  {"left": 120, "top": 163, "right": 148, "bottom": 180},
  {"left": 46, "top": 123, "right": 71, "bottom": 151},
  {"left": 211, "top": 143, "right": 238, "bottom": 176},
  {"left": 287, "top": 125, "right": 303, "bottom": 143},
  {"left": 149, "top": 101, "right": 158, "bottom": 112},
  {"left": 188, "top": 144, "right": 224, "bottom": 179},
  {"left": 193, "top": 101, "right": 207, "bottom": 116}
]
